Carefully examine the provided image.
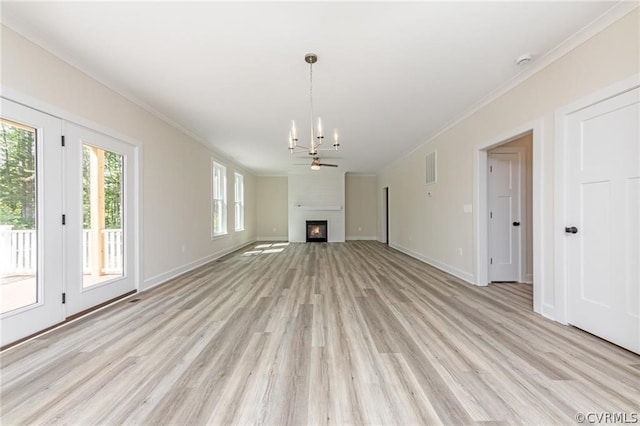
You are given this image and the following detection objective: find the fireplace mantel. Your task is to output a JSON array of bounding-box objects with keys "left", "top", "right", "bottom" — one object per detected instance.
[{"left": 295, "top": 205, "right": 341, "bottom": 211}]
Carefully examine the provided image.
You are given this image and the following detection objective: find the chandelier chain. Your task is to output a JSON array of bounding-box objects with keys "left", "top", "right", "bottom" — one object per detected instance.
[{"left": 309, "top": 61, "right": 314, "bottom": 147}]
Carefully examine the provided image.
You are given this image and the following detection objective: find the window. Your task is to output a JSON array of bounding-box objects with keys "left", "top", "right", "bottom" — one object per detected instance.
[
  {"left": 234, "top": 172, "right": 244, "bottom": 231},
  {"left": 212, "top": 161, "right": 227, "bottom": 236}
]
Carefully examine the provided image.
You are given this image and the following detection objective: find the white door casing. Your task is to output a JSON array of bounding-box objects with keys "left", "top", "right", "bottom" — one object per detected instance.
[
  {"left": 488, "top": 148, "right": 525, "bottom": 282},
  {"left": 557, "top": 82, "right": 639, "bottom": 354},
  {"left": 0, "top": 99, "right": 64, "bottom": 347}
]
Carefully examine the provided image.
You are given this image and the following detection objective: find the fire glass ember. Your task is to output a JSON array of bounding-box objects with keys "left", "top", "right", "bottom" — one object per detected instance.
[{"left": 306, "top": 220, "right": 328, "bottom": 242}]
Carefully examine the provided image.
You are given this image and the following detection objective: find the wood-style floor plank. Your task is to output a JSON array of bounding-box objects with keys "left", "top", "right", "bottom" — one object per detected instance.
[{"left": 1, "top": 241, "right": 638, "bottom": 425}]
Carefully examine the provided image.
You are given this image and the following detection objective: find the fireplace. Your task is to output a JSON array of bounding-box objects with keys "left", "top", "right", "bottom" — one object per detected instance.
[{"left": 306, "top": 220, "right": 328, "bottom": 243}]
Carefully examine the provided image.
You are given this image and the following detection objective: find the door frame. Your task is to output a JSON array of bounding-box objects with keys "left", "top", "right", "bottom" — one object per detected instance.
[
  {"left": 474, "top": 118, "right": 544, "bottom": 316},
  {"left": 487, "top": 146, "right": 526, "bottom": 283},
  {"left": 554, "top": 73, "right": 640, "bottom": 325}
]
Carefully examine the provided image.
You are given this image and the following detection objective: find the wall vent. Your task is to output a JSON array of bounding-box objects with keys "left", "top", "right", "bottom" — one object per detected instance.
[{"left": 426, "top": 151, "right": 437, "bottom": 185}]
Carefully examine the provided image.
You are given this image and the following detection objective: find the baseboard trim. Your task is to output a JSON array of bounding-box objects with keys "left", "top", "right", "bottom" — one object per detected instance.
[
  {"left": 346, "top": 236, "right": 378, "bottom": 241},
  {"left": 389, "top": 243, "right": 476, "bottom": 285},
  {"left": 142, "top": 239, "right": 257, "bottom": 291},
  {"left": 256, "top": 236, "right": 289, "bottom": 242}
]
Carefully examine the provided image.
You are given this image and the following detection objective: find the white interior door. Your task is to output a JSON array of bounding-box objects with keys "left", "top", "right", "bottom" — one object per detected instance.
[
  {"left": 64, "top": 123, "right": 137, "bottom": 316},
  {"left": 488, "top": 150, "right": 523, "bottom": 282},
  {"left": 0, "top": 99, "right": 64, "bottom": 347},
  {"left": 565, "top": 87, "right": 639, "bottom": 354}
]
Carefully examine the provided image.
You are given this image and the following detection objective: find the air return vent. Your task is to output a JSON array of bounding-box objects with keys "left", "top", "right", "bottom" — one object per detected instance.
[{"left": 426, "top": 151, "right": 437, "bottom": 185}]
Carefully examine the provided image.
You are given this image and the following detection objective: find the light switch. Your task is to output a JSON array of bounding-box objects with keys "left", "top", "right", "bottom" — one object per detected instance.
[{"left": 463, "top": 204, "right": 473, "bottom": 213}]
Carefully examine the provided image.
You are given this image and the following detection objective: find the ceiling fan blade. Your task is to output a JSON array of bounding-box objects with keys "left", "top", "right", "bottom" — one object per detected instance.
[{"left": 319, "top": 163, "right": 338, "bottom": 167}]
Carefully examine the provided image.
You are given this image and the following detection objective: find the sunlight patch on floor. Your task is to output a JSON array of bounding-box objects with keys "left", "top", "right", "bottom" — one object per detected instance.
[{"left": 243, "top": 243, "right": 289, "bottom": 256}]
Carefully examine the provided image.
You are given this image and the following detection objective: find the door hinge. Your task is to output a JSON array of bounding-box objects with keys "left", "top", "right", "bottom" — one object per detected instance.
[
  {"left": 62, "top": 293, "right": 66, "bottom": 304},
  {"left": 490, "top": 211, "right": 493, "bottom": 219},
  {"left": 61, "top": 135, "right": 65, "bottom": 147},
  {"left": 490, "top": 258, "right": 493, "bottom": 264},
  {"left": 489, "top": 165, "right": 493, "bottom": 172},
  {"left": 62, "top": 214, "right": 66, "bottom": 225}
]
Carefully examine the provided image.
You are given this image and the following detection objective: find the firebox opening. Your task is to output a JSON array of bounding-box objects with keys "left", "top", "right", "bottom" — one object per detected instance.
[{"left": 306, "top": 220, "right": 328, "bottom": 243}]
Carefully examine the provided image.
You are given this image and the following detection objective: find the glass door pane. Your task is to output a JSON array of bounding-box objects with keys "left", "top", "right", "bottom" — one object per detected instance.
[
  {"left": 0, "top": 119, "right": 38, "bottom": 314},
  {"left": 82, "top": 145, "right": 124, "bottom": 288}
]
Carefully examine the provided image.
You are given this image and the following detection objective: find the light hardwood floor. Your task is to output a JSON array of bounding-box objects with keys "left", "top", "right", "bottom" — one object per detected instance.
[{"left": 1, "top": 241, "right": 638, "bottom": 425}]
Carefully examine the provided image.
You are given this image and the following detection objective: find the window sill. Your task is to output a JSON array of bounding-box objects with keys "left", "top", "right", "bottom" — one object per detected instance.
[{"left": 211, "top": 233, "right": 228, "bottom": 240}]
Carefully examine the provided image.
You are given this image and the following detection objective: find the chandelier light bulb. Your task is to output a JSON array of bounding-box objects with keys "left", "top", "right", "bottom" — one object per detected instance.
[
  {"left": 310, "top": 127, "right": 317, "bottom": 155},
  {"left": 291, "top": 120, "right": 298, "bottom": 142},
  {"left": 333, "top": 129, "right": 339, "bottom": 147},
  {"left": 288, "top": 132, "right": 294, "bottom": 150}
]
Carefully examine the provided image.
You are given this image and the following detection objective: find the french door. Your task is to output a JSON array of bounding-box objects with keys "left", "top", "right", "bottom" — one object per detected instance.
[
  {"left": 0, "top": 99, "right": 137, "bottom": 347},
  {"left": 64, "top": 123, "right": 137, "bottom": 316},
  {"left": 0, "top": 99, "right": 64, "bottom": 346}
]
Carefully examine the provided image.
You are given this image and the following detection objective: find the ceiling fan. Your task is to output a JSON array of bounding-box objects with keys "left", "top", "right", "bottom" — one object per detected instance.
[
  {"left": 311, "top": 157, "right": 338, "bottom": 170},
  {"left": 294, "top": 156, "right": 338, "bottom": 170}
]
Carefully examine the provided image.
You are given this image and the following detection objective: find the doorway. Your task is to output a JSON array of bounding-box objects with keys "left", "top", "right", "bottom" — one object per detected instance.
[
  {"left": 382, "top": 187, "right": 389, "bottom": 244},
  {"left": 0, "top": 99, "right": 139, "bottom": 347},
  {"left": 476, "top": 123, "right": 542, "bottom": 314}
]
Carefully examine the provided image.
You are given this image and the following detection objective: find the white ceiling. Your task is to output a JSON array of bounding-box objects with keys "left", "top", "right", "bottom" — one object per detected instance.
[{"left": 0, "top": 1, "right": 621, "bottom": 175}]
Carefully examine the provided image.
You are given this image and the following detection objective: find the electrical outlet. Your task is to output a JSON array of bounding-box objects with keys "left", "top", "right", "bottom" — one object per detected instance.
[
  {"left": 273, "top": 227, "right": 277, "bottom": 233},
  {"left": 358, "top": 226, "right": 362, "bottom": 232},
  {"left": 458, "top": 248, "right": 463, "bottom": 256}
]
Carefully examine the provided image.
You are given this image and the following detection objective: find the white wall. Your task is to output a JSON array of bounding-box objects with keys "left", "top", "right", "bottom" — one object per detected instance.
[
  {"left": 345, "top": 174, "right": 378, "bottom": 240},
  {"left": 1, "top": 25, "right": 257, "bottom": 291},
  {"left": 288, "top": 171, "right": 345, "bottom": 242},
  {"left": 256, "top": 176, "right": 288, "bottom": 241},
  {"left": 378, "top": 9, "right": 639, "bottom": 319}
]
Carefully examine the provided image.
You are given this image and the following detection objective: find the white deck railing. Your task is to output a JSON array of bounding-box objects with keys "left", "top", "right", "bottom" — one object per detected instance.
[{"left": 0, "top": 228, "right": 122, "bottom": 276}]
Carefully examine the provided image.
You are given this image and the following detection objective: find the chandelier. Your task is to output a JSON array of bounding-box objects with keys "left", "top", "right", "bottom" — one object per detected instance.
[{"left": 288, "top": 53, "right": 340, "bottom": 157}]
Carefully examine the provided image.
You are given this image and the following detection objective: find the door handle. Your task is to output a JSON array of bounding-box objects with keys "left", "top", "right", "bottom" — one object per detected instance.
[
  {"left": 565, "top": 226, "right": 578, "bottom": 234},
  {"left": 512, "top": 221, "right": 520, "bottom": 227}
]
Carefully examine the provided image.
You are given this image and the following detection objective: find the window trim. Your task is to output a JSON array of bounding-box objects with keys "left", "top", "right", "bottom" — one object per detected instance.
[
  {"left": 234, "top": 172, "right": 244, "bottom": 232},
  {"left": 212, "top": 160, "right": 227, "bottom": 237}
]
